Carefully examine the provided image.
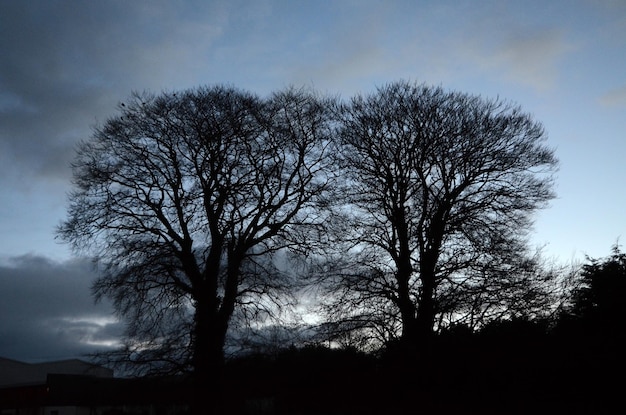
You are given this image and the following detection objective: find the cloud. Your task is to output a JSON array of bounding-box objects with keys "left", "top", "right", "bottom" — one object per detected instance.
[
  {"left": 599, "top": 84, "right": 626, "bottom": 106},
  {"left": 287, "top": 5, "right": 387, "bottom": 87},
  {"left": 486, "top": 30, "right": 571, "bottom": 91},
  {"left": 280, "top": 1, "right": 576, "bottom": 95},
  {"left": 0, "top": 1, "right": 227, "bottom": 184},
  {"left": 454, "top": 15, "right": 574, "bottom": 93},
  {"left": 0, "top": 255, "right": 121, "bottom": 362},
  {"left": 383, "top": 1, "right": 573, "bottom": 93}
]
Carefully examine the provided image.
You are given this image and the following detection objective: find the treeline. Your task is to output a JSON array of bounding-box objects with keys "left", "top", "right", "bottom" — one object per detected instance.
[{"left": 222, "top": 247, "right": 626, "bottom": 414}]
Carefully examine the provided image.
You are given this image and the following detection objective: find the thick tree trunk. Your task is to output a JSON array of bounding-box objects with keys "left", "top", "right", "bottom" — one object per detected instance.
[
  {"left": 191, "top": 298, "right": 228, "bottom": 415},
  {"left": 409, "top": 253, "right": 439, "bottom": 403},
  {"left": 395, "top": 243, "right": 420, "bottom": 347},
  {"left": 190, "top": 257, "right": 240, "bottom": 415}
]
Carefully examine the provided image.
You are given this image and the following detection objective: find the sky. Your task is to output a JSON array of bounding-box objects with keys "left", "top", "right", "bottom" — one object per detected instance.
[{"left": 0, "top": 0, "right": 625, "bottom": 363}]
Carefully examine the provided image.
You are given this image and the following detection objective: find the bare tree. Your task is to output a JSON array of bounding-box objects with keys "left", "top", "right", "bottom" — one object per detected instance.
[
  {"left": 58, "top": 85, "right": 334, "bottom": 411},
  {"left": 315, "top": 81, "right": 558, "bottom": 349}
]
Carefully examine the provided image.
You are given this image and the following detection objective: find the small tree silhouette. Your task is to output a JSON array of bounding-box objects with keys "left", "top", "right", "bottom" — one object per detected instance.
[{"left": 564, "top": 243, "right": 626, "bottom": 338}]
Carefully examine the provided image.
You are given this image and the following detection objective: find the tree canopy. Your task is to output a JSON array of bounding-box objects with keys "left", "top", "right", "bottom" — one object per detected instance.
[
  {"left": 312, "top": 81, "right": 558, "bottom": 348},
  {"left": 58, "top": 85, "right": 335, "bottom": 412}
]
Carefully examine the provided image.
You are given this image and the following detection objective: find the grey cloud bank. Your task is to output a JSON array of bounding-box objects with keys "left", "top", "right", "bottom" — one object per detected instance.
[{"left": 0, "top": 255, "right": 121, "bottom": 362}]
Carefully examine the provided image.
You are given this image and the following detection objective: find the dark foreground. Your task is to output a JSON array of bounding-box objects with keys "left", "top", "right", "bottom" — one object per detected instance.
[
  {"left": 2, "top": 329, "right": 622, "bottom": 415},
  {"left": 219, "top": 332, "right": 624, "bottom": 415}
]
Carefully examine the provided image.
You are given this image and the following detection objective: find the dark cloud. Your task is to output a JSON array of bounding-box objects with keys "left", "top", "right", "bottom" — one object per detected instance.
[
  {"left": 0, "top": 254, "right": 121, "bottom": 362},
  {"left": 0, "top": 2, "right": 127, "bottom": 182},
  {"left": 0, "top": 1, "right": 227, "bottom": 183}
]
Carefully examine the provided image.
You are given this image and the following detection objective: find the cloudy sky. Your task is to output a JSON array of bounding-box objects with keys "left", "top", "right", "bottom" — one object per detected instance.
[{"left": 1, "top": 0, "right": 625, "bottom": 363}]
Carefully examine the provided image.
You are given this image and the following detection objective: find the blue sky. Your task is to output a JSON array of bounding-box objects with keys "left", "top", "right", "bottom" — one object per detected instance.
[{"left": 0, "top": 0, "right": 625, "bottom": 362}]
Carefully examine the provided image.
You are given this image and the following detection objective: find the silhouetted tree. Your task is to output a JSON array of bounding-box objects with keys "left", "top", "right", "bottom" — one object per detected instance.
[
  {"left": 560, "top": 244, "right": 626, "bottom": 338},
  {"left": 58, "top": 85, "right": 334, "bottom": 413},
  {"left": 314, "top": 81, "right": 558, "bottom": 350}
]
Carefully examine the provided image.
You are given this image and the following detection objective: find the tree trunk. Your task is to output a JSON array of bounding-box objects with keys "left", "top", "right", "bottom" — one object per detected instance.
[
  {"left": 191, "top": 257, "right": 240, "bottom": 415},
  {"left": 396, "top": 245, "right": 418, "bottom": 347},
  {"left": 416, "top": 276, "right": 436, "bottom": 338},
  {"left": 416, "top": 248, "right": 438, "bottom": 340},
  {"left": 191, "top": 297, "right": 227, "bottom": 415},
  {"left": 397, "top": 284, "right": 418, "bottom": 345}
]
